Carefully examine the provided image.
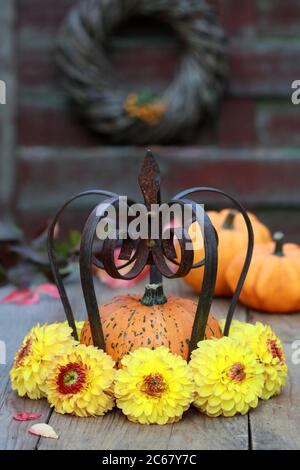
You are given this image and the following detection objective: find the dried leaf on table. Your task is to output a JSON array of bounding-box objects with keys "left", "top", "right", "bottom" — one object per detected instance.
[{"left": 13, "top": 412, "right": 42, "bottom": 422}]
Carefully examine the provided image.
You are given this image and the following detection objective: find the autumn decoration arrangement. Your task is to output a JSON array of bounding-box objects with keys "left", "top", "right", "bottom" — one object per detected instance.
[
  {"left": 11, "top": 318, "right": 287, "bottom": 424},
  {"left": 10, "top": 151, "right": 289, "bottom": 426}
]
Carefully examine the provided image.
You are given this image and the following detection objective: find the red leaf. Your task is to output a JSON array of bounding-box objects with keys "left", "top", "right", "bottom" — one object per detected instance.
[
  {"left": 17, "top": 292, "right": 40, "bottom": 305},
  {"left": 0, "top": 289, "right": 39, "bottom": 305},
  {"left": 0, "top": 284, "right": 59, "bottom": 306},
  {"left": 13, "top": 412, "right": 42, "bottom": 422},
  {"left": 35, "top": 283, "right": 60, "bottom": 298}
]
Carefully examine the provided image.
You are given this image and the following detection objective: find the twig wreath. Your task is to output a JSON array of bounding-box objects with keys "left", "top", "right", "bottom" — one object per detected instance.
[{"left": 57, "top": 0, "right": 229, "bottom": 143}]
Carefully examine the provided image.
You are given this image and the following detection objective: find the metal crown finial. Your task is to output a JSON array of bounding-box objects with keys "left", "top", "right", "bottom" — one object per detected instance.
[{"left": 138, "top": 149, "right": 161, "bottom": 208}]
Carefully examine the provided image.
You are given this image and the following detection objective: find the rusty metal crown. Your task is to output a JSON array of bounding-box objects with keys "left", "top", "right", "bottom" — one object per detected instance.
[{"left": 48, "top": 149, "right": 253, "bottom": 357}]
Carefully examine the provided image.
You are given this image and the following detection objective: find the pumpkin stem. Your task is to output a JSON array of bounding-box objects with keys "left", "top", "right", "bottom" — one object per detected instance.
[
  {"left": 140, "top": 284, "right": 167, "bottom": 306},
  {"left": 222, "top": 210, "right": 236, "bottom": 229},
  {"left": 273, "top": 232, "right": 284, "bottom": 256}
]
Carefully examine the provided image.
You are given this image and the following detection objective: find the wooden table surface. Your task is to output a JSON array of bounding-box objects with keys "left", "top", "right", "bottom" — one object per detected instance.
[{"left": 0, "top": 277, "right": 299, "bottom": 451}]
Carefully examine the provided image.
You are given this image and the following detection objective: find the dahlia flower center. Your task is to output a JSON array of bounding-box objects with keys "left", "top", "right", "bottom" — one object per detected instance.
[
  {"left": 228, "top": 362, "right": 246, "bottom": 382},
  {"left": 15, "top": 338, "right": 32, "bottom": 367},
  {"left": 142, "top": 373, "right": 166, "bottom": 397},
  {"left": 57, "top": 362, "right": 86, "bottom": 395},
  {"left": 267, "top": 339, "right": 283, "bottom": 362}
]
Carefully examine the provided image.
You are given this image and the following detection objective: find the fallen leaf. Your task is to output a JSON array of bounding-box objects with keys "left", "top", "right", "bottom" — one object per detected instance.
[
  {"left": 0, "top": 289, "right": 30, "bottom": 303},
  {"left": 17, "top": 292, "right": 40, "bottom": 305},
  {"left": 28, "top": 423, "right": 59, "bottom": 439},
  {"left": 13, "top": 412, "right": 42, "bottom": 422},
  {"left": 0, "top": 283, "right": 59, "bottom": 305},
  {"left": 35, "top": 283, "right": 60, "bottom": 298},
  {"left": 0, "top": 289, "right": 39, "bottom": 305}
]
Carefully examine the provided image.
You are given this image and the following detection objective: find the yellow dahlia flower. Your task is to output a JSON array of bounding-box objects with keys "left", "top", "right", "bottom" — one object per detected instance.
[
  {"left": 115, "top": 347, "right": 195, "bottom": 425},
  {"left": 10, "top": 323, "right": 76, "bottom": 399},
  {"left": 219, "top": 319, "right": 253, "bottom": 342},
  {"left": 190, "top": 337, "right": 264, "bottom": 417},
  {"left": 61, "top": 320, "right": 84, "bottom": 339},
  {"left": 46, "top": 344, "right": 115, "bottom": 417},
  {"left": 221, "top": 320, "right": 288, "bottom": 400}
]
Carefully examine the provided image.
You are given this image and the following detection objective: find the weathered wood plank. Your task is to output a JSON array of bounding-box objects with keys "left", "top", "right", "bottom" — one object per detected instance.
[
  {"left": 38, "top": 409, "right": 174, "bottom": 450},
  {"left": 249, "top": 342, "right": 300, "bottom": 450},
  {"left": 167, "top": 409, "right": 248, "bottom": 450},
  {"left": 248, "top": 310, "right": 300, "bottom": 450},
  {"left": 38, "top": 406, "right": 249, "bottom": 451}
]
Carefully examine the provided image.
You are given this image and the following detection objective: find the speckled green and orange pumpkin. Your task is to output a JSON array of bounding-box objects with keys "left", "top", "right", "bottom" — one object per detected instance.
[{"left": 80, "top": 291, "right": 222, "bottom": 367}]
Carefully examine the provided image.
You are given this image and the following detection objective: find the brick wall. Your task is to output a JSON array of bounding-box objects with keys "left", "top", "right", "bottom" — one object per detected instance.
[{"left": 1, "top": 0, "right": 300, "bottom": 238}]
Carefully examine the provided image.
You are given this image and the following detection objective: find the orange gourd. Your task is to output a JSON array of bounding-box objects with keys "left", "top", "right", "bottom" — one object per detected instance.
[
  {"left": 80, "top": 286, "right": 222, "bottom": 366},
  {"left": 181, "top": 209, "right": 271, "bottom": 297},
  {"left": 226, "top": 232, "right": 300, "bottom": 313}
]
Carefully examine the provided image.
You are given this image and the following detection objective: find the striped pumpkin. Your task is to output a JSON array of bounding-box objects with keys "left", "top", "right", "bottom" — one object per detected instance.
[{"left": 80, "top": 291, "right": 222, "bottom": 366}]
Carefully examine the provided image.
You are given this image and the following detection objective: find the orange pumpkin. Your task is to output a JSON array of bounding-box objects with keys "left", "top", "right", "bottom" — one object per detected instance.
[
  {"left": 180, "top": 209, "right": 271, "bottom": 297},
  {"left": 226, "top": 232, "right": 300, "bottom": 313},
  {"left": 80, "top": 287, "right": 222, "bottom": 366}
]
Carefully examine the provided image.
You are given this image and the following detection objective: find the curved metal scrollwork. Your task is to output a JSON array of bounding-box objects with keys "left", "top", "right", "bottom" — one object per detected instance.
[
  {"left": 48, "top": 150, "right": 254, "bottom": 359},
  {"left": 173, "top": 187, "right": 254, "bottom": 336},
  {"left": 47, "top": 190, "right": 118, "bottom": 340}
]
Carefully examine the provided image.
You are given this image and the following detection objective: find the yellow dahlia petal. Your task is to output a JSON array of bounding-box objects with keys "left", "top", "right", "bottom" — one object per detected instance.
[
  {"left": 60, "top": 320, "right": 84, "bottom": 339},
  {"left": 10, "top": 322, "right": 76, "bottom": 399},
  {"left": 115, "top": 347, "right": 195, "bottom": 425},
  {"left": 221, "top": 320, "right": 288, "bottom": 400},
  {"left": 190, "top": 336, "right": 264, "bottom": 417},
  {"left": 46, "top": 344, "right": 115, "bottom": 417}
]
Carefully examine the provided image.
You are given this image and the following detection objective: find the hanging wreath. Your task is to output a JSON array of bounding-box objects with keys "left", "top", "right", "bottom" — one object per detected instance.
[{"left": 57, "top": 0, "right": 228, "bottom": 144}]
